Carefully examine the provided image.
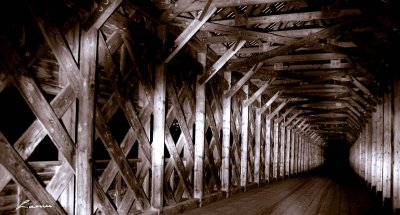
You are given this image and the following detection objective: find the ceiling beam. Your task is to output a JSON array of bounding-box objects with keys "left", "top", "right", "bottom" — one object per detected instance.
[
  {"left": 228, "top": 18, "right": 362, "bottom": 69},
  {"left": 179, "top": 0, "right": 298, "bottom": 12},
  {"left": 212, "top": 9, "right": 362, "bottom": 26}
]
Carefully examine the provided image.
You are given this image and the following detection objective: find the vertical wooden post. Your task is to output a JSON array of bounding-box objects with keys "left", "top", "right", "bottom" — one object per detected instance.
[
  {"left": 280, "top": 124, "right": 286, "bottom": 179},
  {"left": 289, "top": 130, "right": 294, "bottom": 176},
  {"left": 285, "top": 128, "right": 291, "bottom": 177},
  {"left": 151, "top": 25, "right": 166, "bottom": 210},
  {"left": 383, "top": 90, "right": 392, "bottom": 202},
  {"left": 273, "top": 119, "right": 279, "bottom": 180},
  {"left": 59, "top": 30, "right": 77, "bottom": 215},
  {"left": 376, "top": 101, "right": 384, "bottom": 200},
  {"left": 393, "top": 78, "right": 400, "bottom": 213},
  {"left": 254, "top": 107, "right": 262, "bottom": 185},
  {"left": 222, "top": 71, "right": 232, "bottom": 196},
  {"left": 265, "top": 116, "right": 272, "bottom": 182},
  {"left": 240, "top": 85, "right": 249, "bottom": 188},
  {"left": 76, "top": 28, "right": 97, "bottom": 215},
  {"left": 139, "top": 85, "right": 150, "bottom": 197},
  {"left": 366, "top": 120, "right": 372, "bottom": 187},
  {"left": 194, "top": 51, "right": 206, "bottom": 203},
  {"left": 17, "top": 186, "right": 26, "bottom": 215},
  {"left": 372, "top": 110, "right": 378, "bottom": 191}
]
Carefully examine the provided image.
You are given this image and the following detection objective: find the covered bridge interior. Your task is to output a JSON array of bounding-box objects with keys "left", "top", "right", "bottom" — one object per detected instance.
[{"left": 0, "top": 0, "right": 400, "bottom": 214}]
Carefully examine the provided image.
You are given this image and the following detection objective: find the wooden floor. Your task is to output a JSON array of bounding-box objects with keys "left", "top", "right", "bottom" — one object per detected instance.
[{"left": 181, "top": 172, "right": 381, "bottom": 215}]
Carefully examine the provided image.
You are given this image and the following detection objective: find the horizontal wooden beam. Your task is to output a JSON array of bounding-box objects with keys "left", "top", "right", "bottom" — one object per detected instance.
[
  {"left": 228, "top": 18, "right": 361, "bottom": 69},
  {"left": 181, "top": 0, "right": 298, "bottom": 12},
  {"left": 212, "top": 9, "right": 362, "bottom": 26}
]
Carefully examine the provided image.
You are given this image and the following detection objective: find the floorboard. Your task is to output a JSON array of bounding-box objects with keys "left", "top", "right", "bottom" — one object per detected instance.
[{"left": 181, "top": 171, "right": 381, "bottom": 215}]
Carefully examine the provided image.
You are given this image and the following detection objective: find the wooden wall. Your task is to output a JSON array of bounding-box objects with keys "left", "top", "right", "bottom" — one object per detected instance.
[
  {"left": 0, "top": 2, "right": 324, "bottom": 214},
  {"left": 350, "top": 78, "right": 400, "bottom": 214},
  {"left": 0, "top": 30, "right": 324, "bottom": 215}
]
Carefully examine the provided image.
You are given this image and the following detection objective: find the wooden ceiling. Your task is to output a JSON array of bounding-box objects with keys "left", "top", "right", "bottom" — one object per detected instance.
[{"left": 1, "top": 0, "right": 399, "bottom": 146}]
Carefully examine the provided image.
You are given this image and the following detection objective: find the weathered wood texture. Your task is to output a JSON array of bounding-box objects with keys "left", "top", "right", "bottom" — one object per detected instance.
[
  {"left": 180, "top": 174, "right": 378, "bottom": 215},
  {"left": 350, "top": 82, "right": 400, "bottom": 212}
]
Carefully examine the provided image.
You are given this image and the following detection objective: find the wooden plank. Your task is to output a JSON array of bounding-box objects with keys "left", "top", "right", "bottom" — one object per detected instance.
[
  {"left": 254, "top": 107, "right": 262, "bottom": 184},
  {"left": 83, "top": 0, "right": 123, "bottom": 30},
  {"left": 166, "top": 81, "right": 195, "bottom": 161},
  {"left": 224, "top": 63, "right": 263, "bottom": 98},
  {"left": 194, "top": 56, "right": 206, "bottom": 201},
  {"left": 0, "top": 133, "right": 66, "bottom": 214},
  {"left": 280, "top": 124, "right": 286, "bottom": 178},
  {"left": 229, "top": 19, "right": 361, "bottom": 69},
  {"left": 151, "top": 26, "right": 167, "bottom": 210},
  {"left": 383, "top": 91, "right": 392, "bottom": 200},
  {"left": 266, "top": 99, "right": 290, "bottom": 120},
  {"left": 265, "top": 117, "right": 272, "bottom": 182},
  {"left": 188, "top": 20, "right": 295, "bottom": 45},
  {"left": 27, "top": 2, "right": 80, "bottom": 90},
  {"left": 272, "top": 119, "right": 279, "bottom": 179},
  {"left": 203, "top": 29, "right": 324, "bottom": 44},
  {"left": 244, "top": 78, "right": 275, "bottom": 107},
  {"left": 222, "top": 72, "right": 232, "bottom": 194},
  {"left": 393, "top": 78, "right": 400, "bottom": 212},
  {"left": 371, "top": 110, "right": 378, "bottom": 189},
  {"left": 0, "top": 43, "right": 76, "bottom": 171},
  {"left": 95, "top": 108, "right": 150, "bottom": 209},
  {"left": 160, "top": 0, "right": 196, "bottom": 21},
  {"left": 165, "top": 7, "right": 217, "bottom": 63},
  {"left": 76, "top": 28, "right": 97, "bottom": 215},
  {"left": 213, "top": 9, "right": 362, "bottom": 26},
  {"left": 182, "top": 0, "right": 297, "bottom": 12},
  {"left": 0, "top": 84, "right": 76, "bottom": 192},
  {"left": 257, "top": 90, "right": 282, "bottom": 115},
  {"left": 93, "top": 180, "right": 118, "bottom": 215},
  {"left": 198, "top": 40, "right": 246, "bottom": 84},
  {"left": 240, "top": 85, "right": 249, "bottom": 188},
  {"left": 285, "top": 128, "right": 291, "bottom": 177},
  {"left": 165, "top": 82, "right": 195, "bottom": 198}
]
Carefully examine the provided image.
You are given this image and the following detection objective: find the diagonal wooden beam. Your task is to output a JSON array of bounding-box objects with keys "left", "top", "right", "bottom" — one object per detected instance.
[
  {"left": 244, "top": 78, "right": 276, "bottom": 107},
  {"left": 165, "top": 7, "right": 217, "bottom": 63},
  {"left": 224, "top": 62, "right": 264, "bottom": 98},
  {"left": 0, "top": 133, "right": 66, "bottom": 214},
  {"left": 0, "top": 39, "right": 76, "bottom": 171},
  {"left": 267, "top": 99, "right": 291, "bottom": 120},
  {"left": 0, "top": 84, "right": 75, "bottom": 191},
  {"left": 95, "top": 108, "right": 151, "bottom": 210},
  {"left": 198, "top": 40, "right": 246, "bottom": 84},
  {"left": 228, "top": 18, "right": 362, "bottom": 69},
  {"left": 275, "top": 107, "right": 294, "bottom": 124},
  {"left": 83, "top": 0, "right": 124, "bottom": 31},
  {"left": 160, "top": 0, "right": 197, "bottom": 22},
  {"left": 283, "top": 111, "right": 302, "bottom": 127},
  {"left": 256, "top": 90, "right": 283, "bottom": 115},
  {"left": 348, "top": 75, "right": 378, "bottom": 105},
  {"left": 26, "top": 1, "right": 80, "bottom": 90}
]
